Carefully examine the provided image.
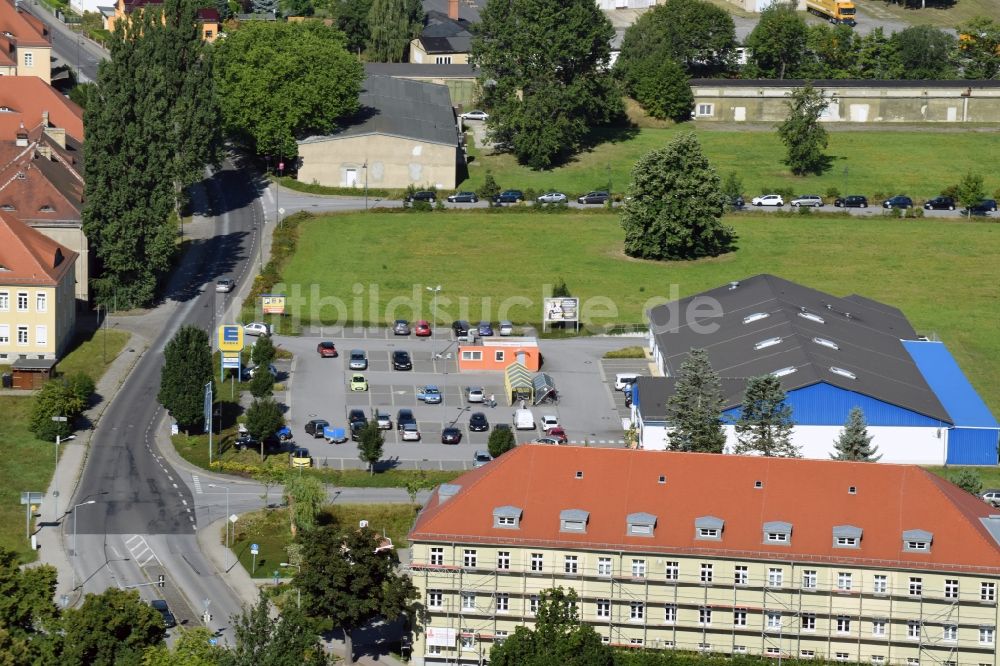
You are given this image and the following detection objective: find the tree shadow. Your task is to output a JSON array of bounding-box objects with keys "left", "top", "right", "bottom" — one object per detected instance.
[{"left": 156, "top": 229, "right": 250, "bottom": 304}]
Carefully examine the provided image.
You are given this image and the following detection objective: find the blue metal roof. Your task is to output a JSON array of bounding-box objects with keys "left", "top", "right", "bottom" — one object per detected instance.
[{"left": 903, "top": 341, "right": 999, "bottom": 428}]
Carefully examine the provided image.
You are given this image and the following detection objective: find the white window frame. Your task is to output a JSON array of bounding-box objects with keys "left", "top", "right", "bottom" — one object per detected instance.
[
  {"left": 564, "top": 555, "right": 578, "bottom": 574},
  {"left": 460, "top": 630, "right": 474, "bottom": 650},
  {"left": 871, "top": 657, "right": 885, "bottom": 665},
  {"left": 734, "top": 609, "right": 747, "bottom": 627},
  {"left": 463, "top": 549, "right": 477, "bottom": 567},
  {"left": 836, "top": 653, "right": 850, "bottom": 662},
  {"left": 428, "top": 590, "right": 443, "bottom": 608},
  {"left": 16, "top": 325, "right": 28, "bottom": 345},
  {"left": 906, "top": 540, "right": 930, "bottom": 551},
  {"left": 802, "top": 613, "right": 816, "bottom": 631},
  {"left": 0, "top": 324, "right": 8, "bottom": 344},
  {"left": 596, "top": 599, "right": 610, "bottom": 619},
  {"left": 801, "top": 650, "right": 815, "bottom": 659},
  {"left": 597, "top": 556, "right": 612, "bottom": 576},
  {"left": 35, "top": 292, "right": 46, "bottom": 313},
  {"left": 698, "top": 527, "right": 720, "bottom": 539},
  {"left": 802, "top": 570, "right": 817, "bottom": 589},
  {"left": 496, "top": 515, "right": 515, "bottom": 526},
  {"left": 837, "top": 572, "right": 853, "bottom": 591},
  {"left": 495, "top": 593, "right": 508, "bottom": 613},
  {"left": 497, "top": 551, "right": 510, "bottom": 570},
  {"left": 24, "top": 51, "right": 33, "bottom": 67},
  {"left": 734, "top": 565, "right": 748, "bottom": 586},
  {"left": 35, "top": 325, "right": 47, "bottom": 347},
  {"left": 700, "top": 563, "right": 713, "bottom": 583},
  {"left": 909, "top": 577, "right": 923, "bottom": 596},
  {"left": 664, "top": 604, "right": 676, "bottom": 624},
  {"left": 530, "top": 553, "right": 543, "bottom": 572},
  {"left": 528, "top": 595, "right": 539, "bottom": 614},
  {"left": 461, "top": 592, "right": 475, "bottom": 610},
  {"left": 630, "top": 638, "right": 643, "bottom": 646},
  {"left": 836, "top": 536, "right": 858, "bottom": 547},
  {"left": 766, "top": 532, "right": 789, "bottom": 543},
  {"left": 907, "top": 621, "right": 921, "bottom": 639},
  {"left": 460, "top": 350, "right": 482, "bottom": 361},
  {"left": 873, "top": 574, "right": 888, "bottom": 594},
  {"left": 664, "top": 561, "right": 678, "bottom": 581},
  {"left": 980, "top": 626, "right": 995, "bottom": 645},
  {"left": 837, "top": 616, "right": 851, "bottom": 634},
  {"left": 631, "top": 559, "right": 646, "bottom": 578},
  {"left": 768, "top": 568, "right": 784, "bottom": 587},
  {"left": 629, "top": 601, "right": 644, "bottom": 621},
  {"left": 699, "top": 606, "right": 712, "bottom": 626},
  {"left": 696, "top": 103, "right": 714, "bottom": 117},
  {"left": 981, "top": 582, "right": 996, "bottom": 602},
  {"left": 767, "top": 648, "right": 781, "bottom": 657},
  {"left": 0, "top": 292, "right": 8, "bottom": 311},
  {"left": 943, "top": 624, "right": 957, "bottom": 642},
  {"left": 435, "top": 55, "right": 452, "bottom": 64},
  {"left": 945, "top": 579, "right": 959, "bottom": 599},
  {"left": 872, "top": 620, "right": 886, "bottom": 636},
  {"left": 767, "top": 612, "right": 782, "bottom": 630},
  {"left": 16, "top": 291, "right": 28, "bottom": 312},
  {"left": 429, "top": 547, "right": 443, "bottom": 565},
  {"left": 494, "top": 350, "right": 504, "bottom": 362}
]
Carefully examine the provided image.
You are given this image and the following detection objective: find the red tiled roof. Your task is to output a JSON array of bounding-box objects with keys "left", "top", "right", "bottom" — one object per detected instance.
[
  {"left": 0, "top": 77, "right": 84, "bottom": 143},
  {"left": 410, "top": 446, "right": 1000, "bottom": 573},
  {"left": 0, "top": 210, "right": 76, "bottom": 286},
  {"left": 0, "top": 0, "right": 50, "bottom": 47}
]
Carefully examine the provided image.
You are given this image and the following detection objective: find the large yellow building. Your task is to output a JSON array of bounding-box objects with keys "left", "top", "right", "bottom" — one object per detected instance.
[
  {"left": 0, "top": 212, "right": 77, "bottom": 361},
  {"left": 408, "top": 447, "right": 1000, "bottom": 665},
  {"left": 0, "top": 0, "right": 52, "bottom": 83}
]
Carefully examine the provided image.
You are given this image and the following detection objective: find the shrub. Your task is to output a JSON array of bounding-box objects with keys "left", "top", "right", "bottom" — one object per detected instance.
[
  {"left": 477, "top": 171, "right": 501, "bottom": 200},
  {"left": 603, "top": 346, "right": 646, "bottom": 359},
  {"left": 824, "top": 187, "right": 840, "bottom": 201}
]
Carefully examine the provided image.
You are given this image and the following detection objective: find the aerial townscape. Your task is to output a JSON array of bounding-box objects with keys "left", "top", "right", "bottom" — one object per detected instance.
[{"left": 1, "top": 0, "right": 999, "bottom": 661}]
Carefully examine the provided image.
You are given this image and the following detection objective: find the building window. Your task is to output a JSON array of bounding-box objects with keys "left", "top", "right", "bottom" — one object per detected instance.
[
  {"left": 734, "top": 565, "right": 748, "bottom": 586},
  {"left": 873, "top": 575, "right": 888, "bottom": 594},
  {"left": 630, "top": 638, "right": 643, "bottom": 646},
  {"left": 837, "top": 616, "right": 851, "bottom": 634},
  {"left": 766, "top": 612, "right": 782, "bottom": 630},
  {"left": 629, "top": 601, "right": 644, "bottom": 621},
  {"left": 16, "top": 326, "right": 28, "bottom": 345},
  {"left": 943, "top": 624, "right": 957, "bottom": 641},
  {"left": 631, "top": 559, "right": 646, "bottom": 578},
  {"left": 768, "top": 568, "right": 783, "bottom": 588},
  {"left": 496, "top": 516, "right": 516, "bottom": 527},
  {"left": 596, "top": 599, "right": 610, "bottom": 619},
  {"left": 907, "top": 621, "right": 921, "bottom": 639},
  {"left": 665, "top": 561, "right": 678, "bottom": 581},
  {"left": 0, "top": 292, "right": 7, "bottom": 311},
  {"left": 463, "top": 549, "right": 477, "bottom": 567},
  {"left": 664, "top": 604, "right": 676, "bottom": 624},
  {"left": 17, "top": 292, "right": 28, "bottom": 312},
  {"left": 945, "top": 579, "right": 959, "bottom": 599},
  {"left": 24, "top": 52, "right": 33, "bottom": 68},
  {"left": 980, "top": 626, "right": 995, "bottom": 645},
  {"left": 35, "top": 326, "right": 47, "bottom": 347},
  {"left": 495, "top": 593, "right": 508, "bottom": 613},
  {"left": 696, "top": 103, "right": 714, "bottom": 117},
  {"left": 428, "top": 590, "right": 443, "bottom": 608},
  {"left": 981, "top": 582, "right": 996, "bottom": 602},
  {"left": 0, "top": 325, "right": 8, "bottom": 345},
  {"left": 766, "top": 532, "right": 789, "bottom": 543},
  {"left": 489, "top": 349, "right": 503, "bottom": 363},
  {"left": 497, "top": 551, "right": 510, "bottom": 570},
  {"left": 801, "top": 650, "right": 815, "bottom": 659},
  {"left": 871, "top": 657, "right": 885, "bottom": 664},
  {"left": 36, "top": 292, "right": 46, "bottom": 313},
  {"left": 460, "top": 350, "right": 482, "bottom": 361},
  {"left": 909, "top": 577, "right": 923, "bottom": 596},
  {"left": 906, "top": 659, "right": 919, "bottom": 666},
  {"left": 700, "top": 563, "right": 713, "bottom": 583},
  {"left": 836, "top": 536, "right": 859, "bottom": 547},
  {"left": 528, "top": 596, "right": 539, "bottom": 614},
  {"left": 601, "top": 636, "right": 610, "bottom": 644},
  {"left": 905, "top": 540, "right": 930, "bottom": 552},
  {"left": 872, "top": 620, "right": 886, "bottom": 636},
  {"left": 699, "top": 607, "right": 712, "bottom": 626},
  {"left": 427, "top": 645, "right": 441, "bottom": 655},
  {"left": 837, "top": 572, "right": 853, "bottom": 591},
  {"left": 495, "top": 630, "right": 508, "bottom": 644},
  {"left": 697, "top": 527, "right": 720, "bottom": 539},
  {"left": 435, "top": 56, "right": 452, "bottom": 64},
  {"left": 462, "top": 592, "right": 475, "bottom": 610},
  {"left": 460, "top": 630, "right": 473, "bottom": 650},
  {"left": 802, "top": 570, "right": 817, "bottom": 589},
  {"left": 698, "top": 643, "right": 711, "bottom": 652},
  {"left": 767, "top": 648, "right": 781, "bottom": 657},
  {"left": 734, "top": 609, "right": 747, "bottom": 627},
  {"left": 530, "top": 553, "right": 543, "bottom": 572},
  {"left": 836, "top": 653, "right": 850, "bottom": 662},
  {"left": 429, "top": 547, "right": 443, "bottom": 565},
  {"left": 597, "top": 556, "right": 611, "bottom": 576},
  {"left": 564, "top": 555, "right": 578, "bottom": 574}
]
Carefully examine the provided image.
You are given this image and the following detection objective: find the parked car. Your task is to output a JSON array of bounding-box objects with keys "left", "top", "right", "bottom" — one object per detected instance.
[
  {"left": 460, "top": 110, "right": 488, "bottom": 121},
  {"left": 466, "top": 387, "right": 485, "bottom": 403},
  {"left": 751, "top": 194, "right": 784, "bottom": 207},
  {"left": 393, "top": 319, "right": 410, "bottom": 335},
  {"left": 532, "top": 436, "right": 562, "bottom": 445},
  {"left": 882, "top": 195, "right": 913, "bottom": 209},
  {"left": 349, "top": 374, "right": 368, "bottom": 391},
  {"left": 451, "top": 320, "right": 471, "bottom": 337},
  {"left": 446, "top": 191, "right": 479, "bottom": 203},
  {"left": 414, "top": 320, "right": 431, "bottom": 336},
  {"left": 441, "top": 427, "right": 463, "bottom": 444},
  {"left": 727, "top": 195, "right": 745, "bottom": 209},
  {"left": 834, "top": 195, "right": 868, "bottom": 208},
  {"left": 514, "top": 408, "right": 535, "bottom": 430},
  {"left": 469, "top": 412, "right": 489, "bottom": 432},
  {"left": 967, "top": 199, "right": 999, "bottom": 214},
  {"left": 537, "top": 192, "right": 568, "bottom": 204},
  {"left": 417, "top": 385, "right": 442, "bottom": 404},
  {"left": 498, "top": 320, "right": 514, "bottom": 336},
  {"left": 401, "top": 423, "right": 421, "bottom": 441},
  {"left": 316, "top": 341, "right": 338, "bottom": 358},
  {"left": 614, "top": 373, "right": 640, "bottom": 391},
  {"left": 348, "top": 409, "right": 368, "bottom": 427},
  {"left": 924, "top": 196, "right": 956, "bottom": 211},
  {"left": 397, "top": 409, "right": 417, "bottom": 430},
  {"left": 304, "top": 419, "right": 329, "bottom": 438},
  {"left": 405, "top": 191, "right": 436, "bottom": 203},
  {"left": 546, "top": 426, "right": 568, "bottom": 443},
  {"left": 493, "top": 190, "right": 525, "bottom": 204},
  {"left": 982, "top": 489, "right": 1000, "bottom": 507},
  {"left": 289, "top": 447, "right": 312, "bottom": 468},
  {"left": 541, "top": 414, "right": 560, "bottom": 430},
  {"left": 473, "top": 450, "right": 493, "bottom": 468},
  {"left": 375, "top": 410, "right": 392, "bottom": 429},
  {"left": 350, "top": 421, "right": 365, "bottom": 441},
  {"left": 348, "top": 349, "right": 368, "bottom": 370},
  {"left": 243, "top": 322, "right": 270, "bottom": 336},
  {"left": 791, "top": 195, "right": 824, "bottom": 207},
  {"left": 477, "top": 321, "right": 494, "bottom": 337},
  {"left": 392, "top": 350, "right": 412, "bottom": 371},
  {"left": 215, "top": 278, "right": 235, "bottom": 293},
  {"left": 150, "top": 600, "right": 176, "bottom": 629},
  {"left": 577, "top": 190, "right": 610, "bottom": 205}
]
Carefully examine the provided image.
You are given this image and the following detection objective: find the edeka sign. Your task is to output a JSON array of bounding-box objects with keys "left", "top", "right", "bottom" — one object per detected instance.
[
  {"left": 218, "top": 325, "right": 244, "bottom": 353},
  {"left": 262, "top": 294, "right": 286, "bottom": 315}
]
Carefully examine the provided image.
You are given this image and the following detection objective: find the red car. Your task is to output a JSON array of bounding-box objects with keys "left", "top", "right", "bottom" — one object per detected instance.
[
  {"left": 414, "top": 320, "right": 432, "bottom": 337},
  {"left": 316, "top": 341, "right": 338, "bottom": 358},
  {"left": 545, "top": 426, "right": 568, "bottom": 443}
]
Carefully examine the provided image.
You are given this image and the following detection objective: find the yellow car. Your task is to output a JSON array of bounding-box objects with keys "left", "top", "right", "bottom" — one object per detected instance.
[
  {"left": 289, "top": 447, "right": 312, "bottom": 468},
  {"left": 350, "top": 374, "right": 368, "bottom": 391}
]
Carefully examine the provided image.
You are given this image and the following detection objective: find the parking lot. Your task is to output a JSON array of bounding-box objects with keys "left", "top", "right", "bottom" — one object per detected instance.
[{"left": 273, "top": 332, "right": 649, "bottom": 470}]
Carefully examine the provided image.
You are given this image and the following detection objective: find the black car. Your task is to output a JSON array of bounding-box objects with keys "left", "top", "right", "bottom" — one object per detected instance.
[
  {"left": 405, "top": 190, "right": 436, "bottom": 203},
  {"left": 447, "top": 191, "right": 479, "bottom": 203},
  {"left": 968, "top": 199, "right": 999, "bottom": 214},
  {"left": 493, "top": 423, "right": 511, "bottom": 432},
  {"left": 350, "top": 421, "right": 365, "bottom": 441},
  {"left": 727, "top": 195, "right": 745, "bottom": 209},
  {"left": 451, "top": 320, "right": 471, "bottom": 336},
  {"left": 577, "top": 190, "right": 610, "bottom": 205},
  {"left": 882, "top": 195, "right": 913, "bottom": 210},
  {"left": 348, "top": 409, "right": 367, "bottom": 426},
  {"left": 469, "top": 412, "right": 489, "bottom": 432},
  {"left": 392, "top": 350, "right": 412, "bottom": 371},
  {"left": 493, "top": 190, "right": 525, "bottom": 204},
  {"left": 304, "top": 419, "right": 329, "bottom": 438},
  {"left": 924, "top": 196, "right": 955, "bottom": 211},
  {"left": 151, "top": 600, "right": 176, "bottom": 629},
  {"left": 397, "top": 409, "right": 416, "bottom": 430},
  {"left": 441, "top": 427, "right": 463, "bottom": 444},
  {"left": 834, "top": 195, "right": 868, "bottom": 208}
]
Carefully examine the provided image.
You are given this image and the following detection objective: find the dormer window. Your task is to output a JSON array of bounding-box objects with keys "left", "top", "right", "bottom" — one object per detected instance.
[
  {"left": 763, "top": 521, "right": 792, "bottom": 545},
  {"left": 902, "top": 530, "right": 933, "bottom": 553},
  {"left": 626, "top": 512, "right": 656, "bottom": 537},
  {"left": 492, "top": 505, "right": 521, "bottom": 529},
  {"left": 833, "top": 525, "right": 862, "bottom": 548},
  {"left": 695, "top": 516, "right": 724, "bottom": 541},
  {"left": 39, "top": 205, "right": 55, "bottom": 212},
  {"left": 560, "top": 509, "right": 589, "bottom": 533}
]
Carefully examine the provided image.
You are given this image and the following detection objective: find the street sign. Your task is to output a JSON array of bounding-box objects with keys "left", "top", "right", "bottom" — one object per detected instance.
[
  {"left": 250, "top": 543, "right": 259, "bottom": 555},
  {"left": 261, "top": 294, "right": 286, "bottom": 315},
  {"left": 203, "top": 383, "right": 213, "bottom": 434},
  {"left": 20, "top": 492, "right": 43, "bottom": 505},
  {"left": 221, "top": 352, "right": 241, "bottom": 369},
  {"left": 217, "top": 325, "right": 244, "bottom": 353}
]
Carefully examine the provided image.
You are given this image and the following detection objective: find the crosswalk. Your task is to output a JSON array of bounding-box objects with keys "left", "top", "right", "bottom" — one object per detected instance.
[
  {"left": 192, "top": 475, "right": 203, "bottom": 495},
  {"left": 124, "top": 534, "right": 161, "bottom": 568}
]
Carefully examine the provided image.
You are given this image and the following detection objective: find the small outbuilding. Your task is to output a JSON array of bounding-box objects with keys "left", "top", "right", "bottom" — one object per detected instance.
[
  {"left": 11, "top": 357, "right": 57, "bottom": 389},
  {"left": 503, "top": 362, "right": 533, "bottom": 406},
  {"left": 457, "top": 337, "right": 540, "bottom": 373}
]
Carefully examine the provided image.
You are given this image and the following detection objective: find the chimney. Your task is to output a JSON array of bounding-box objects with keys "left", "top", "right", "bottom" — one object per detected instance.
[
  {"left": 448, "top": 0, "right": 458, "bottom": 20},
  {"left": 16, "top": 123, "right": 28, "bottom": 147},
  {"left": 37, "top": 143, "right": 52, "bottom": 159},
  {"left": 42, "top": 110, "right": 49, "bottom": 127}
]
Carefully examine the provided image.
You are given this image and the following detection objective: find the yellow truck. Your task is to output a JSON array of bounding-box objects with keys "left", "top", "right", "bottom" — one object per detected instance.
[{"left": 806, "top": 0, "right": 857, "bottom": 26}]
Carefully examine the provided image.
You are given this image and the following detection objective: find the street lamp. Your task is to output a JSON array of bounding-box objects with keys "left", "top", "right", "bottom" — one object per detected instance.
[
  {"left": 280, "top": 562, "right": 301, "bottom": 609},
  {"left": 51, "top": 416, "right": 74, "bottom": 518},
  {"left": 208, "top": 484, "right": 232, "bottom": 569},
  {"left": 72, "top": 499, "right": 96, "bottom": 590},
  {"left": 426, "top": 285, "right": 442, "bottom": 328}
]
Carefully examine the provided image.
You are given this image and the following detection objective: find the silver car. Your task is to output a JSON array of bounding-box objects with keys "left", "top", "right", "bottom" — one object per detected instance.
[
  {"left": 537, "top": 192, "right": 567, "bottom": 204},
  {"left": 393, "top": 319, "right": 410, "bottom": 335},
  {"left": 473, "top": 450, "right": 493, "bottom": 468},
  {"left": 349, "top": 349, "right": 368, "bottom": 370},
  {"left": 791, "top": 195, "right": 824, "bottom": 207}
]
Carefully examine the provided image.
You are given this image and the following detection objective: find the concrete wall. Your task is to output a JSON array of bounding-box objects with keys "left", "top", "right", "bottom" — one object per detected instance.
[
  {"left": 691, "top": 83, "right": 1000, "bottom": 123},
  {"left": 29, "top": 223, "right": 89, "bottom": 303},
  {"left": 298, "top": 134, "right": 459, "bottom": 190}
]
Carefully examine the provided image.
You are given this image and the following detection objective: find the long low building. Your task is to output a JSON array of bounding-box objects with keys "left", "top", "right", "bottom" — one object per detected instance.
[
  {"left": 634, "top": 275, "right": 998, "bottom": 465},
  {"left": 408, "top": 446, "right": 1000, "bottom": 665}
]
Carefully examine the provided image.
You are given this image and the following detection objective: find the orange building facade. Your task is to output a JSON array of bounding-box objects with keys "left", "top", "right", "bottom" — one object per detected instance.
[{"left": 457, "top": 337, "right": 540, "bottom": 373}]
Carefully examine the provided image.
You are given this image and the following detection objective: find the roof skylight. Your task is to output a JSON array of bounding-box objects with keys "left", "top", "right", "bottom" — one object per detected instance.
[
  {"left": 813, "top": 337, "right": 839, "bottom": 350},
  {"left": 798, "top": 311, "right": 825, "bottom": 324},
  {"left": 829, "top": 366, "right": 857, "bottom": 380},
  {"left": 772, "top": 366, "right": 797, "bottom": 377}
]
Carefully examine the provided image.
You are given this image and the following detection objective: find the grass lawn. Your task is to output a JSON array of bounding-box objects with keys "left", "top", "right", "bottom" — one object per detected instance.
[
  {"left": 280, "top": 210, "right": 1000, "bottom": 411},
  {"left": 58, "top": 328, "right": 130, "bottom": 381},
  {"left": 855, "top": 0, "right": 997, "bottom": 28},
  {"left": 229, "top": 504, "right": 419, "bottom": 578},
  {"left": 463, "top": 126, "right": 1000, "bottom": 201}
]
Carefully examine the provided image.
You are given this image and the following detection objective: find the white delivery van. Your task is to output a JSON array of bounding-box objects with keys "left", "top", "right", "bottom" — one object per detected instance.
[
  {"left": 513, "top": 409, "right": 535, "bottom": 430},
  {"left": 614, "top": 373, "right": 641, "bottom": 391}
]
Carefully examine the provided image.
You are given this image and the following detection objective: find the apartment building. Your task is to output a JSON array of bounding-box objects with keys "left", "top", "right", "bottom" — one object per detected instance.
[
  {"left": 408, "top": 446, "right": 1000, "bottom": 665},
  {"left": 0, "top": 0, "right": 52, "bottom": 83}
]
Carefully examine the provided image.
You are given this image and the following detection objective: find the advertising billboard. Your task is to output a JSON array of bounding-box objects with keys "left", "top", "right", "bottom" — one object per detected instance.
[
  {"left": 262, "top": 294, "right": 286, "bottom": 315},
  {"left": 217, "top": 325, "right": 244, "bottom": 353}
]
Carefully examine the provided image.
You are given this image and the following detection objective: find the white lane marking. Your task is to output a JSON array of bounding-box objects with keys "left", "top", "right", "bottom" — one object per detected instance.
[
  {"left": 124, "top": 535, "right": 162, "bottom": 568},
  {"left": 192, "top": 475, "right": 203, "bottom": 494}
]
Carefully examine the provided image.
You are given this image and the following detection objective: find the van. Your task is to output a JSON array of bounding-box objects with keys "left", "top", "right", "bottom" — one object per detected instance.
[
  {"left": 614, "top": 373, "right": 641, "bottom": 391},
  {"left": 513, "top": 409, "right": 535, "bottom": 430}
]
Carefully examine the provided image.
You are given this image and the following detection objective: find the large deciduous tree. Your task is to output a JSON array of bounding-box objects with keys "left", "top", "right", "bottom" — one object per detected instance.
[
  {"left": 297, "top": 525, "right": 417, "bottom": 663},
  {"left": 831, "top": 406, "right": 880, "bottom": 461},
  {"left": 335, "top": 0, "right": 373, "bottom": 53},
  {"left": 957, "top": 17, "right": 1000, "bottom": 79},
  {"left": 620, "top": 133, "right": 735, "bottom": 260},
  {"left": 890, "top": 26, "right": 957, "bottom": 79},
  {"left": 487, "top": 426, "right": 516, "bottom": 458},
  {"left": 83, "top": 0, "right": 220, "bottom": 308},
  {"left": 227, "top": 593, "right": 328, "bottom": 666},
  {"left": 734, "top": 375, "right": 799, "bottom": 458},
  {"left": 57, "top": 589, "right": 165, "bottom": 665},
  {"left": 244, "top": 398, "right": 284, "bottom": 443},
  {"left": 283, "top": 473, "right": 325, "bottom": 537},
  {"left": 0, "top": 548, "right": 59, "bottom": 659},
  {"left": 666, "top": 349, "right": 726, "bottom": 454},
  {"left": 777, "top": 83, "right": 830, "bottom": 176},
  {"left": 157, "top": 325, "right": 213, "bottom": 431},
  {"left": 744, "top": 2, "right": 808, "bottom": 79},
  {"left": 214, "top": 21, "right": 364, "bottom": 159},
  {"left": 471, "top": 0, "right": 622, "bottom": 169},
  {"left": 957, "top": 171, "right": 986, "bottom": 217},
  {"left": 631, "top": 58, "right": 694, "bottom": 122},
  {"left": 366, "top": 0, "right": 422, "bottom": 62},
  {"left": 140, "top": 627, "right": 228, "bottom": 665}
]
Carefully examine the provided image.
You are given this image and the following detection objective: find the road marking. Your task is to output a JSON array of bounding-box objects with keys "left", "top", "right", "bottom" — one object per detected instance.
[
  {"left": 124, "top": 535, "right": 162, "bottom": 568},
  {"left": 192, "top": 475, "right": 203, "bottom": 494},
  {"left": 181, "top": 499, "right": 188, "bottom": 506}
]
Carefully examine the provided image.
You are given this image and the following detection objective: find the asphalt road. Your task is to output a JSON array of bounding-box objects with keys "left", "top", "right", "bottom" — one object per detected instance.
[{"left": 24, "top": 4, "right": 106, "bottom": 83}]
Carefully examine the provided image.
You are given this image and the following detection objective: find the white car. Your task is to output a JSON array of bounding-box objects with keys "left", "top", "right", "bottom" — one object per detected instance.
[
  {"left": 541, "top": 415, "right": 560, "bottom": 431},
  {"left": 244, "top": 322, "right": 270, "bottom": 336},
  {"left": 215, "top": 279, "right": 235, "bottom": 293},
  {"left": 791, "top": 195, "right": 824, "bottom": 207},
  {"left": 536, "top": 192, "right": 567, "bottom": 204},
  {"left": 466, "top": 387, "right": 485, "bottom": 403},
  {"left": 401, "top": 423, "right": 421, "bottom": 441},
  {"left": 460, "top": 110, "right": 488, "bottom": 121},
  {"left": 751, "top": 194, "right": 784, "bottom": 207}
]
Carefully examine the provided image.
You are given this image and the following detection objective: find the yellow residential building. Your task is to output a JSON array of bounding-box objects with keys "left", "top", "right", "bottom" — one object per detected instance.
[
  {"left": 408, "top": 447, "right": 1000, "bottom": 665},
  {"left": 0, "top": 212, "right": 77, "bottom": 361},
  {"left": 0, "top": 0, "right": 53, "bottom": 83}
]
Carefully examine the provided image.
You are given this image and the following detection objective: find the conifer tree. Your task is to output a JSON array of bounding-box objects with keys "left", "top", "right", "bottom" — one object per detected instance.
[
  {"left": 666, "top": 348, "right": 726, "bottom": 453},
  {"left": 831, "top": 406, "right": 880, "bottom": 461},
  {"left": 734, "top": 375, "right": 799, "bottom": 457}
]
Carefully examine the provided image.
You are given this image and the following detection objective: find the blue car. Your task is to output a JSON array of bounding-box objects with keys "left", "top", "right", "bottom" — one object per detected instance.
[
  {"left": 417, "top": 386, "right": 443, "bottom": 404},
  {"left": 478, "top": 321, "right": 494, "bottom": 336}
]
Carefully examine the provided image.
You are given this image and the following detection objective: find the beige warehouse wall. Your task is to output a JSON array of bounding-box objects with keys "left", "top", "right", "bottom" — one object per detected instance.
[{"left": 298, "top": 134, "right": 459, "bottom": 190}]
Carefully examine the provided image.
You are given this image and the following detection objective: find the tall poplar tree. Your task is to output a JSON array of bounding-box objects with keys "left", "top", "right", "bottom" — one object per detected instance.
[
  {"left": 734, "top": 375, "right": 799, "bottom": 458},
  {"left": 366, "top": 0, "right": 412, "bottom": 62},
  {"left": 666, "top": 348, "right": 727, "bottom": 453}
]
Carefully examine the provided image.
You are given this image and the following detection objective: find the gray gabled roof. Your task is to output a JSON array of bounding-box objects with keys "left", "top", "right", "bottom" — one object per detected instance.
[
  {"left": 418, "top": 10, "right": 472, "bottom": 54},
  {"left": 298, "top": 75, "right": 459, "bottom": 148},
  {"left": 647, "top": 274, "right": 949, "bottom": 423}
]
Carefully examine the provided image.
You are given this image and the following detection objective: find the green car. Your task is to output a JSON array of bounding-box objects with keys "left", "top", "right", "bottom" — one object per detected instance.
[{"left": 350, "top": 374, "right": 368, "bottom": 391}]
